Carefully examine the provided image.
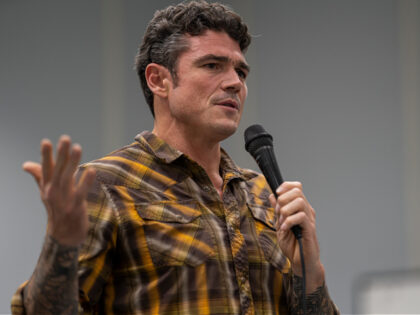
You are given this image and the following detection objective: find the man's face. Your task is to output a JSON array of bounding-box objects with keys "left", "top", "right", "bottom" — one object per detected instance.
[{"left": 165, "top": 30, "right": 249, "bottom": 142}]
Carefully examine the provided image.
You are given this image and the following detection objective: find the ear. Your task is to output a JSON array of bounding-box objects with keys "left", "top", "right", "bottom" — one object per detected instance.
[{"left": 145, "top": 63, "right": 172, "bottom": 99}]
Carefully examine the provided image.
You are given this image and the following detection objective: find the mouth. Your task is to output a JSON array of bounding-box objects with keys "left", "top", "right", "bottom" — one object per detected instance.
[{"left": 216, "top": 99, "right": 239, "bottom": 110}]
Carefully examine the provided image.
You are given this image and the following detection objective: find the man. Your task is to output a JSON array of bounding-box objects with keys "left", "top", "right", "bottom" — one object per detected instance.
[{"left": 12, "top": 1, "right": 339, "bottom": 314}]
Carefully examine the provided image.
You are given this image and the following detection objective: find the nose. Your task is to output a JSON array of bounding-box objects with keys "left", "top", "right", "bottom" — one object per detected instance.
[{"left": 221, "top": 68, "right": 244, "bottom": 93}]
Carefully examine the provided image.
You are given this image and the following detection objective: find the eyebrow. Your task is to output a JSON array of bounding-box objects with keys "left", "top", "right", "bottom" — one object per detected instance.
[{"left": 194, "top": 54, "right": 250, "bottom": 73}]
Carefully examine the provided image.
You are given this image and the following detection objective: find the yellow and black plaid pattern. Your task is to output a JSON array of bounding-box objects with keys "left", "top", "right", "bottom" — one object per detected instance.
[{"left": 11, "top": 131, "right": 336, "bottom": 314}]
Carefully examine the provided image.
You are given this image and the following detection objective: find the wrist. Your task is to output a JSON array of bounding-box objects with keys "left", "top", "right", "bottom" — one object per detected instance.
[
  {"left": 292, "top": 261, "right": 325, "bottom": 294},
  {"left": 47, "top": 222, "right": 86, "bottom": 247},
  {"left": 306, "top": 262, "right": 325, "bottom": 294},
  {"left": 46, "top": 233, "right": 81, "bottom": 251}
]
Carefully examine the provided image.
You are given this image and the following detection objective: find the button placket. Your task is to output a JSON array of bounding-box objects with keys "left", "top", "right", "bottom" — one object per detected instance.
[
  {"left": 224, "top": 190, "right": 254, "bottom": 315},
  {"left": 203, "top": 185, "right": 211, "bottom": 193}
]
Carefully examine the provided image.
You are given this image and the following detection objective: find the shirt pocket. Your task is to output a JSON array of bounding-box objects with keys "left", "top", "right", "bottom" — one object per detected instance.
[
  {"left": 247, "top": 202, "right": 289, "bottom": 272},
  {"left": 135, "top": 200, "right": 215, "bottom": 267}
]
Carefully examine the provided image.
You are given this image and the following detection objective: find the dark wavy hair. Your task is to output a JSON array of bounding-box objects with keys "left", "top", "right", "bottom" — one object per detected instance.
[{"left": 135, "top": 1, "right": 251, "bottom": 116}]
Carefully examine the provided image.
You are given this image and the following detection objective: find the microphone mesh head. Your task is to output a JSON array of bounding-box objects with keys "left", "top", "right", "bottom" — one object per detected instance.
[{"left": 244, "top": 124, "right": 273, "bottom": 156}]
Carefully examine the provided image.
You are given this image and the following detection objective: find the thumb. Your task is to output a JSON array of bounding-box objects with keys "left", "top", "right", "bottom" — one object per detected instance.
[{"left": 22, "top": 161, "right": 42, "bottom": 188}]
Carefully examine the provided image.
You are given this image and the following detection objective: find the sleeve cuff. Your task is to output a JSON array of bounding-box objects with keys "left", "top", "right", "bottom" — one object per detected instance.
[{"left": 11, "top": 281, "right": 28, "bottom": 315}]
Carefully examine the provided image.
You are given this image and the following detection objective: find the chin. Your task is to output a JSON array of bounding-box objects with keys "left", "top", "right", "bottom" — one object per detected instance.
[{"left": 211, "top": 122, "right": 238, "bottom": 141}]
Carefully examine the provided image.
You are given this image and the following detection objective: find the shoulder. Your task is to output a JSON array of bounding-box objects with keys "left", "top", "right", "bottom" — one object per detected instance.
[{"left": 77, "top": 141, "right": 153, "bottom": 188}]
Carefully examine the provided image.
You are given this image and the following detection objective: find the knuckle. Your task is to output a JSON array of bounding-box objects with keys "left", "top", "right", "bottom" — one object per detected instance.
[
  {"left": 296, "top": 197, "right": 305, "bottom": 206},
  {"left": 292, "top": 187, "right": 301, "bottom": 195},
  {"left": 277, "top": 195, "right": 285, "bottom": 206},
  {"left": 279, "top": 206, "right": 288, "bottom": 216}
]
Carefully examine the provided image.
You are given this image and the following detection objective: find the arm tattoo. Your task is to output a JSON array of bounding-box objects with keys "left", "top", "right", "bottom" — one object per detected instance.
[
  {"left": 290, "top": 275, "right": 340, "bottom": 315},
  {"left": 23, "top": 235, "right": 80, "bottom": 315}
]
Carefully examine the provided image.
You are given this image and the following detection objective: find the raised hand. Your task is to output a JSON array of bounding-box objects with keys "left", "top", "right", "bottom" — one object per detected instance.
[{"left": 23, "top": 135, "right": 96, "bottom": 246}]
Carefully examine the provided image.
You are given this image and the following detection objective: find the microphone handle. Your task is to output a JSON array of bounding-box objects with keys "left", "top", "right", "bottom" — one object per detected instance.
[{"left": 255, "top": 146, "right": 303, "bottom": 239}]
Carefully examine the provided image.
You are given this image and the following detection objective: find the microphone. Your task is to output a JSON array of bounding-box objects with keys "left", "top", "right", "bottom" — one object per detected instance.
[{"left": 244, "top": 124, "right": 302, "bottom": 239}]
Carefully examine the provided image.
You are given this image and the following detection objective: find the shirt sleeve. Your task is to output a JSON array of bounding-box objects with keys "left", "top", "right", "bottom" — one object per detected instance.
[
  {"left": 283, "top": 270, "right": 340, "bottom": 314},
  {"left": 11, "top": 281, "right": 28, "bottom": 315},
  {"left": 77, "top": 173, "right": 119, "bottom": 313}
]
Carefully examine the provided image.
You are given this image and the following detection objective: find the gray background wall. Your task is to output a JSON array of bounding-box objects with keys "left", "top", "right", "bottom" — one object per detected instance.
[{"left": 1, "top": 0, "right": 419, "bottom": 313}]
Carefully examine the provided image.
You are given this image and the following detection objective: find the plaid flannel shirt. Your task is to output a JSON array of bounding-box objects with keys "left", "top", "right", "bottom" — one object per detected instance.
[{"left": 12, "top": 131, "right": 338, "bottom": 314}]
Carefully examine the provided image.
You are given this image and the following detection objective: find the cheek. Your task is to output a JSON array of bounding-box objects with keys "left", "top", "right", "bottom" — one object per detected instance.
[
  {"left": 243, "top": 83, "right": 248, "bottom": 96},
  {"left": 240, "top": 85, "right": 248, "bottom": 103}
]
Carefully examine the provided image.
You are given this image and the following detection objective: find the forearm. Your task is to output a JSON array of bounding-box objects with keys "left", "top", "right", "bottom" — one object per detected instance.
[
  {"left": 283, "top": 271, "right": 340, "bottom": 315},
  {"left": 290, "top": 275, "right": 339, "bottom": 315},
  {"left": 23, "top": 235, "right": 80, "bottom": 315}
]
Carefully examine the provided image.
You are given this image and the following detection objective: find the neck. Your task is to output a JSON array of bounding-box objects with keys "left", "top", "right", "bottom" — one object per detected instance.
[{"left": 153, "top": 124, "right": 224, "bottom": 196}]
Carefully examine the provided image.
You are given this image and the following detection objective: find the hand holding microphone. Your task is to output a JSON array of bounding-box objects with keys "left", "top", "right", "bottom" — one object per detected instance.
[
  {"left": 244, "top": 124, "right": 302, "bottom": 239},
  {"left": 244, "top": 124, "right": 325, "bottom": 297}
]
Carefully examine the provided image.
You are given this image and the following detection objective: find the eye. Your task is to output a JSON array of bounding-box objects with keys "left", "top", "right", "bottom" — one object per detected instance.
[
  {"left": 236, "top": 68, "right": 248, "bottom": 80},
  {"left": 204, "top": 63, "right": 220, "bottom": 70}
]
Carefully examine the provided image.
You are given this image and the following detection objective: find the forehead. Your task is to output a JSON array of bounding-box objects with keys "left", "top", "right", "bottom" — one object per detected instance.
[{"left": 181, "top": 30, "right": 247, "bottom": 64}]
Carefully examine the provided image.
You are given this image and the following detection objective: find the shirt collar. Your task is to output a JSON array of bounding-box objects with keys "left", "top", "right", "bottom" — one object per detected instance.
[
  {"left": 134, "top": 131, "right": 258, "bottom": 182},
  {"left": 135, "top": 131, "right": 184, "bottom": 163},
  {"left": 220, "top": 148, "right": 257, "bottom": 182}
]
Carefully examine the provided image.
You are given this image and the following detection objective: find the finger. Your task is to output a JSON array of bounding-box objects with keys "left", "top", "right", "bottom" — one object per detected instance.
[
  {"left": 277, "top": 187, "right": 306, "bottom": 207},
  {"left": 51, "top": 135, "right": 71, "bottom": 186},
  {"left": 276, "top": 182, "right": 314, "bottom": 220},
  {"left": 276, "top": 181, "right": 302, "bottom": 195},
  {"left": 280, "top": 211, "right": 306, "bottom": 232},
  {"left": 41, "top": 139, "right": 54, "bottom": 185},
  {"left": 22, "top": 161, "right": 42, "bottom": 188},
  {"left": 279, "top": 196, "right": 306, "bottom": 219},
  {"left": 60, "top": 144, "right": 82, "bottom": 192},
  {"left": 74, "top": 168, "right": 96, "bottom": 205},
  {"left": 311, "top": 207, "right": 316, "bottom": 219}
]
